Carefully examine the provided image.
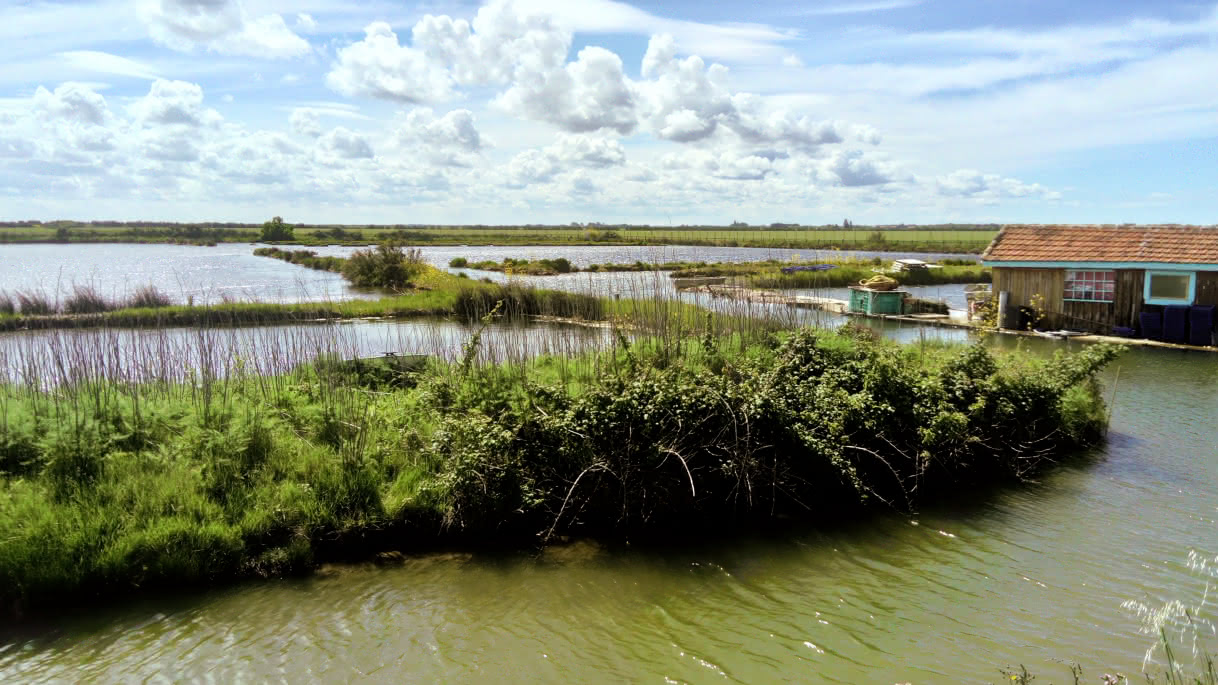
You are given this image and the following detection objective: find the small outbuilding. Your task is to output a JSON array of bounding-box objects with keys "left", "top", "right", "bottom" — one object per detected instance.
[{"left": 981, "top": 224, "right": 1218, "bottom": 343}]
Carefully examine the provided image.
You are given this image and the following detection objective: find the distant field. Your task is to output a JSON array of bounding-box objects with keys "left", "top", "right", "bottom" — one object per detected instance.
[{"left": 0, "top": 223, "right": 998, "bottom": 253}]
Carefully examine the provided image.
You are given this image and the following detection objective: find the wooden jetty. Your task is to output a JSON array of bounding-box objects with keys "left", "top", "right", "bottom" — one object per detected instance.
[{"left": 692, "top": 284, "right": 850, "bottom": 313}]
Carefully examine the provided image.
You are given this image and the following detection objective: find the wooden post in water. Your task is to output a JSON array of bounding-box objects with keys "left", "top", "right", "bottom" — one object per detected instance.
[{"left": 1105, "top": 365, "right": 1121, "bottom": 434}]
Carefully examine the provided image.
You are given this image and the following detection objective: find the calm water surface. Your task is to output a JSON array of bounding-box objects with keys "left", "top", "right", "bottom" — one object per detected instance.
[
  {"left": 0, "top": 243, "right": 974, "bottom": 304},
  {"left": 0, "top": 327, "right": 1214, "bottom": 682}
]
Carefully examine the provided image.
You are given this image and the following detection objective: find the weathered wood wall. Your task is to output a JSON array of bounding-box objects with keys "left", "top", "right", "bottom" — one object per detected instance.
[
  {"left": 1195, "top": 272, "right": 1218, "bottom": 306},
  {"left": 993, "top": 267, "right": 1146, "bottom": 331},
  {"left": 991, "top": 268, "right": 1063, "bottom": 310}
]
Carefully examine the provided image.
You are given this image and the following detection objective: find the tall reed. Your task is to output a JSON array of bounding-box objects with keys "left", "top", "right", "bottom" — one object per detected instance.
[
  {"left": 62, "top": 285, "right": 113, "bottom": 314},
  {"left": 15, "top": 290, "right": 56, "bottom": 315}
]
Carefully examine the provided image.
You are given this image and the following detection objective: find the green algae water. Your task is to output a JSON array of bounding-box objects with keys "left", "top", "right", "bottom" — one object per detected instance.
[{"left": 1, "top": 336, "right": 1215, "bottom": 683}]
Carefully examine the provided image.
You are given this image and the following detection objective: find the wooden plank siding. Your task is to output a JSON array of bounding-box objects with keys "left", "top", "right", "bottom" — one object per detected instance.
[
  {"left": 991, "top": 267, "right": 1065, "bottom": 327},
  {"left": 991, "top": 268, "right": 1064, "bottom": 310},
  {"left": 1112, "top": 269, "right": 1145, "bottom": 329},
  {"left": 1195, "top": 272, "right": 1218, "bottom": 306},
  {"left": 993, "top": 267, "right": 1145, "bottom": 331}
]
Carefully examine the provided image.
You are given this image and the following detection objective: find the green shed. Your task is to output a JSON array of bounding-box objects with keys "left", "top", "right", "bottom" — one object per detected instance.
[{"left": 849, "top": 287, "right": 906, "bottom": 315}]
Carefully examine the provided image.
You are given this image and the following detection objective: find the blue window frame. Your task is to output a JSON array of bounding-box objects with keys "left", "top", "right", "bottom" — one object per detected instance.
[{"left": 1143, "top": 270, "right": 1196, "bottom": 305}]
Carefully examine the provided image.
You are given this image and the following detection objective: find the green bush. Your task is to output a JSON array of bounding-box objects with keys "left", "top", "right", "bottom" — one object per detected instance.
[
  {"left": 259, "top": 216, "right": 295, "bottom": 242},
  {"left": 342, "top": 243, "right": 423, "bottom": 289}
]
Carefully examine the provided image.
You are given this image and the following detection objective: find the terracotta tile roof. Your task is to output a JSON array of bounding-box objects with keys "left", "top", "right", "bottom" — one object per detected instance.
[{"left": 982, "top": 224, "right": 1218, "bottom": 264}]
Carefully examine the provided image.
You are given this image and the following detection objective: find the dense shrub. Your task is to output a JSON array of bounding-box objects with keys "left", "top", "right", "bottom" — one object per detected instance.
[
  {"left": 342, "top": 243, "right": 423, "bottom": 289},
  {"left": 259, "top": 216, "right": 295, "bottom": 242}
]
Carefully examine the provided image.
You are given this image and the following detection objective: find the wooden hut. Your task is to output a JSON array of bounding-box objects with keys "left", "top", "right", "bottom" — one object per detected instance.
[{"left": 980, "top": 224, "right": 1218, "bottom": 337}]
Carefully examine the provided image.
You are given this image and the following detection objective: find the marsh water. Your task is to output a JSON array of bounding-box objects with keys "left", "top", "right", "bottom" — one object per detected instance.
[
  {"left": 1, "top": 245, "right": 1216, "bottom": 682},
  {"left": 0, "top": 242, "right": 972, "bottom": 305}
]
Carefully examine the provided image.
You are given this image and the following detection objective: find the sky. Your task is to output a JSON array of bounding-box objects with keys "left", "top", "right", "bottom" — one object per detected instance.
[{"left": 0, "top": 0, "right": 1215, "bottom": 225}]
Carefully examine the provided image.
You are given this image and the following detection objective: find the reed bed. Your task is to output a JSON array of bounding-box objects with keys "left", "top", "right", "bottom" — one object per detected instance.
[{"left": 0, "top": 284, "right": 177, "bottom": 318}]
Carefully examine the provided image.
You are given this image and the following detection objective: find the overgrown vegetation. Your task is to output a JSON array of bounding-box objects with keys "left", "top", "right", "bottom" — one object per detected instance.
[
  {"left": 253, "top": 246, "right": 345, "bottom": 273},
  {"left": 255, "top": 243, "right": 426, "bottom": 290},
  {"left": 448, "top": 256, "right": 724, "bottom": 275},
  {"left": 0, "top": 315, "right": 1119, "bottom": 616},
  {"left": 449, "top": 256, "right": 576, "bottom": 275},
  {"left": 666, "top": 257, "right": 990, "bottom": 288},
  {"left": 259, "top": 216, "right": 295, "bottom": 242},
  {"left": 342, "top": 243, "right": 426, "bottom": 289},
  {"left": 0, "top": 285, "right": 176, "bottom": 318}
]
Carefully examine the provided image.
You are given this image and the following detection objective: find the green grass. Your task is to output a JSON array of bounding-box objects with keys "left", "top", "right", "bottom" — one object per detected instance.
[{"left": 0, "top": 222, "right": 997, "bottom": 253}]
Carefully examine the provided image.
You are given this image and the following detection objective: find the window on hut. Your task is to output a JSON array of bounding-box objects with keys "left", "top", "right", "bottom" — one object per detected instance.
[
  {"left": 1064, "top": 270, "right": 1115, "bottom": 302},
  {"left": 1144, "top": 271, "right": 1194, "bottom": 305}
]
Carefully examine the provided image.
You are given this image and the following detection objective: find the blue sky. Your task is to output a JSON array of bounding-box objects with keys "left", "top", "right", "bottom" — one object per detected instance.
[{"left": 0, "top": 0, "right": 1214, "bottom": 225}]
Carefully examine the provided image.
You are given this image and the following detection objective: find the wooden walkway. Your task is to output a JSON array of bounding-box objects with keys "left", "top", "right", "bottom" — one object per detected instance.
[{"left": 697, "top": 284, "right": 850, "bottom": 313}]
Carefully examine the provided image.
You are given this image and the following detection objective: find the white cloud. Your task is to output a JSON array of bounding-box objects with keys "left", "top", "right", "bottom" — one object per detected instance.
[
  {"left": 511, "top": 0, "right": 796, "bottom": 63},
  {"left": 390, "top": 108, "right": 486, "bottom": 167},
  {"left": 326, "top": 22, "right": 454, "bottom": 103},
  {"left": 5, "top": 0, "right": 1110, "bottom": 223},
  {"left": 318, "top": 126, "right": 374, "bottom": 159},
  {"left": 412, "top": 0, "right": 569, "bottom": 85},
  {"left": 935, "top": 169, "right": 1057, "bottom": 200},
  {"left": 56, "top": 51, "right": 161, "bottom": 80},
  {"left": 328, "top": 1, "right": 572, "bottom": 103},
  {"left": 799, "top": 0, "right": 921, "bottom": 16},
  {"left": 397, "top": 108, "right": 485, "bottom": 152},
  {"left": 290, "top": 108, "right": 322, "bottom": 137},
  {"left": 636, "top": 34, "right": 734, "bottom": 142},
  {"left": 813, "top": 149, "right": 897, "bottom": 187},
  {"left": 505, "top": 148, "right": 561, "bottom": 186},
  {"left": 129, "top": 79, "right": 220, "bottom": 128},
  {"left": 807, "top": 8, "right": 1218, "bottom": 99},
  {"left": 296, "top": 13, "right": 317, "bottom": 33},
  {"left": 0, "top": 138, "right": 37, "bottom": 159},
  {"left": 33, "top": 83, "right": 111, "bottom": 125},
  {"left": 496, "top": 46, "right": 637, "bottom": 133},
  {"left": 545, "top": 133, "right": 625, "bottom": 167},
  {"left": 139, "top": 0, "right": 309, "bottom": 58}
]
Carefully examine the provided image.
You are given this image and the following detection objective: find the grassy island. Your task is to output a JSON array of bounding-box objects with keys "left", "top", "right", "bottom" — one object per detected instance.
[
  {"left": 0, "top": 311, "right": 1119, "bottom": 616},
  {"left": 447, "top": 256, "right": 719, "bottom": 275},
  {"left": 666, "top": 257, "right": 990, "bottom": 288}
]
